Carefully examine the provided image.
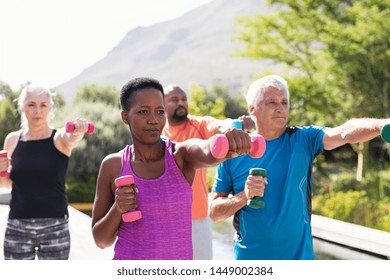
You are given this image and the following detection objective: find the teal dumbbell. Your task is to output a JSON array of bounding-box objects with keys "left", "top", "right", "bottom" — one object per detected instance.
[{"left": 247, "top": 168, "right": 267, "bottom": 209}]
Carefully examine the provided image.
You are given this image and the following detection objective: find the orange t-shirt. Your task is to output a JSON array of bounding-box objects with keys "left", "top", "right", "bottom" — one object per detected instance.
[{"left": 162, "top": 115, "right": 216, "bottom": 220}]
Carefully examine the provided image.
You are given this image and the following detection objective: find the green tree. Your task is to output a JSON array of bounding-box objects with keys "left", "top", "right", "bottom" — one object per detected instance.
[
  {"left": 235, "top": 0, "right": 390, "bottom": 124},
  {"left": 0, "top": 83, "right": 19, "bottom": 146},
  {"left": 0, "top": 98, "right": 19, "bottom": 146},
  {"left": 188, "top": 83, "right": 226, "bottom": 119},
  {"left": 53, "top": 101, "right": 129, "bottom": 179},
  {"left": 52, "top": 91, "right": 66, "bottom": 110},
  {"left": 0, "top": 82, "right": 17, "bottom": 100},
  {"left": 53, "top": 101, "right": 130, "bottom": 202},
  {"left": 234, "top": 0, "right": 390, "bottom": 179},
  {"left": 73, "top": 84, "right": 120, "bottom": 107},
  {"left": 188, "top": 83, "right": 248, "bottom": 119},
  {"left": 207, "top": 85, "right": 248, "bottom": 118}
]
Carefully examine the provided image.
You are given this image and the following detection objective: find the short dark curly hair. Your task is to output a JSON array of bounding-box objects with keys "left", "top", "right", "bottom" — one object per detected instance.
[{"left": 120, "top": 77, "right": 164, "bottom": 111}]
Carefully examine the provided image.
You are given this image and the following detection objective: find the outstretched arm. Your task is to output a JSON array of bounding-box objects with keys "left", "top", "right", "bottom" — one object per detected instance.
[
  {"left": 323, "top": 118, "right": 390, "bottom": 150},
  {"left": 177, "top": 128, "right": 253, "bottom": 170},
  {"left": 173, "top": 129, "right": 252, "bottom": 186},
  {"left": 55, "top": 118, "right": 90, "bottom": 156}
]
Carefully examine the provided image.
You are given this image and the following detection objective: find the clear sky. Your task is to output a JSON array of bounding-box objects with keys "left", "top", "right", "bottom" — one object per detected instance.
[{"left": 0, "top": 0, "right": 212, "bottom": 90}]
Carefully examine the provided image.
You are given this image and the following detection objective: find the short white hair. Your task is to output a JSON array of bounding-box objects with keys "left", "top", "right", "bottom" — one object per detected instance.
[
  {"left": 18, "top": 84, "right": 55, "bottom": 129},
  {"left": 163, "top": 84, "right": 185, "bottom": 95},
  {"left": 245, "top": 75, "right": 289, "bottom": 107}
]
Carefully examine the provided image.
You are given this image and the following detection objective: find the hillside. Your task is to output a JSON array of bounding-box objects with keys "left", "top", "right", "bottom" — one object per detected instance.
[{"left": 57, "top": 0, "right": 276, "bottom": 105}]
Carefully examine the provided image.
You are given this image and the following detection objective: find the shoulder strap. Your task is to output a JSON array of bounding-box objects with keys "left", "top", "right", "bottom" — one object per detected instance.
[
  {"left": 162, "top": 137, "right": 176, "bottom": 154},
  {"left": 121, "top": 145, "right": 131, "bottom": 172}
]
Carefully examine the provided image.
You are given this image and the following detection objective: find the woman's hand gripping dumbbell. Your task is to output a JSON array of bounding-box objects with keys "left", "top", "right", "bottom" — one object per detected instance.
[
  {"left": 115, "top": 175, "right": 142, "bottom": 222},
  {"left": 0, "top": 150, "right": 10, "bottom": 177},
  {"left": 65, "top": 119, "right": 95, "bottom": 135}
]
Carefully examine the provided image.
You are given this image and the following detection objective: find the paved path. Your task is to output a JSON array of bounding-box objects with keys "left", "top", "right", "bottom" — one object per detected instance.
[
  {"left": 0, "top": 188, "right": 114, "bottom": 260},
  {"left": 0, "top": 204, "right": 115, "bottom": 260},
  {"left": 0, "top": 187, "right": 234, "bottom": 260}
]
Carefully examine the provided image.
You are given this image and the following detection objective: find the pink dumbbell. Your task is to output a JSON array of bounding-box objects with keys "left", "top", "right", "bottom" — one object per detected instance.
[
  {"left": 210, "top": 134, "right": 266, "bottom": 159},
  {"left": 65, "top": 121, "right": 95, "bottom": 135},
  {"left": 115, "top": 175, "right": 142, "bottom": 222},
  {"left": 0, "top": 150, "right": 10, "bottom": 177}
]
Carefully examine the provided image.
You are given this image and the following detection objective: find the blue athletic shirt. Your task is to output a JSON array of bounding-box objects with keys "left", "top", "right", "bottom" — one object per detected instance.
[{"left": 213, "top": 125, "right": 326, "bottom": 260}]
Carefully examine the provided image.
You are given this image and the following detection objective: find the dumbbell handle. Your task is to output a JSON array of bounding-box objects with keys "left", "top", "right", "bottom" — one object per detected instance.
[
  {"left": 115, "top": 175, "right": 142, "bottom": 222},
  {"left": 210, "top": 134, "right": 266, "bottom": 159},
  {"left": 247, "top": 168, "right": 267, "bottom": 209},
  {"left": 65, "top": 121, "right": 95, "bottom": 135},
  {"left": 0, "top": 150, "right": 10, "bottom": 177}
]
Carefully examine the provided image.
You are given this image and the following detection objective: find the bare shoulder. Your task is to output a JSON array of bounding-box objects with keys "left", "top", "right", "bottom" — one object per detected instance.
[
  {"left": 96, "top": 150, "right": 124, "bottom": 193},
  {"left": 172, "top": 140, "right": 187, "bottom": 157},
  {"left": 5, "top": 130, "right": 22, "bottom": 142},
  {"left": 102, "top": 151, "right": 122, "bottom": 164},
  {"left": 99, "top": 150, "right": 124, "bottom": 175},
  {"left": 4, "top": 130, "right": 22, "bottom": 154}
]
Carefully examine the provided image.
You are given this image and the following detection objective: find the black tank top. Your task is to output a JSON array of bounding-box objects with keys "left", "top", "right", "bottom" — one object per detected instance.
[{"left": 9, "top": 130, "right": 69, "bottom": 219}]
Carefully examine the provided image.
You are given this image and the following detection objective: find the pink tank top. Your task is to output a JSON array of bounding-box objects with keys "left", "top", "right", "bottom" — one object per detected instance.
[{"left": 113, "top": 139, "right": 193, "bottom": 260}]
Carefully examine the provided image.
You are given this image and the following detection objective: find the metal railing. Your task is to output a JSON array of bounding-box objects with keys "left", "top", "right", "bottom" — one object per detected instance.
[{"left": 311, "top": 214, "right": 390, "bottom": 260}]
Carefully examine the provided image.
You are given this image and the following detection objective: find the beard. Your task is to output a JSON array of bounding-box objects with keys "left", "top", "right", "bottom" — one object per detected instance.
[{"left": 172, "top": 107, "right": 188, "bottom": 121}]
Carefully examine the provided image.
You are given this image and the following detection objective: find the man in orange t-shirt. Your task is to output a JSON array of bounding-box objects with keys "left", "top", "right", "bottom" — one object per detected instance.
[{"left": 162, "top": 85, "right": 253, "bottom": 259}]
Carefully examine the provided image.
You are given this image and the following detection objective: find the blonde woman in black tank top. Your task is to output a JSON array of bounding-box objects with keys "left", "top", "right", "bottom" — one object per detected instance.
[{"left": 0, "top": 85, "right": 90, "bottom": 260}]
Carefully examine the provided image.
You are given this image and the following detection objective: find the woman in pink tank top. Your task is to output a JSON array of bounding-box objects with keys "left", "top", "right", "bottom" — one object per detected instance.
[{"left": 91, "top": 77, "right": 253, "bottom": 260}]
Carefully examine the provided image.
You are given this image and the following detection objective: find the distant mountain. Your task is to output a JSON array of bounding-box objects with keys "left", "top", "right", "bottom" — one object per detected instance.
[{"left": 57, "top": 0, "right": 276, "bottom": 105}]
